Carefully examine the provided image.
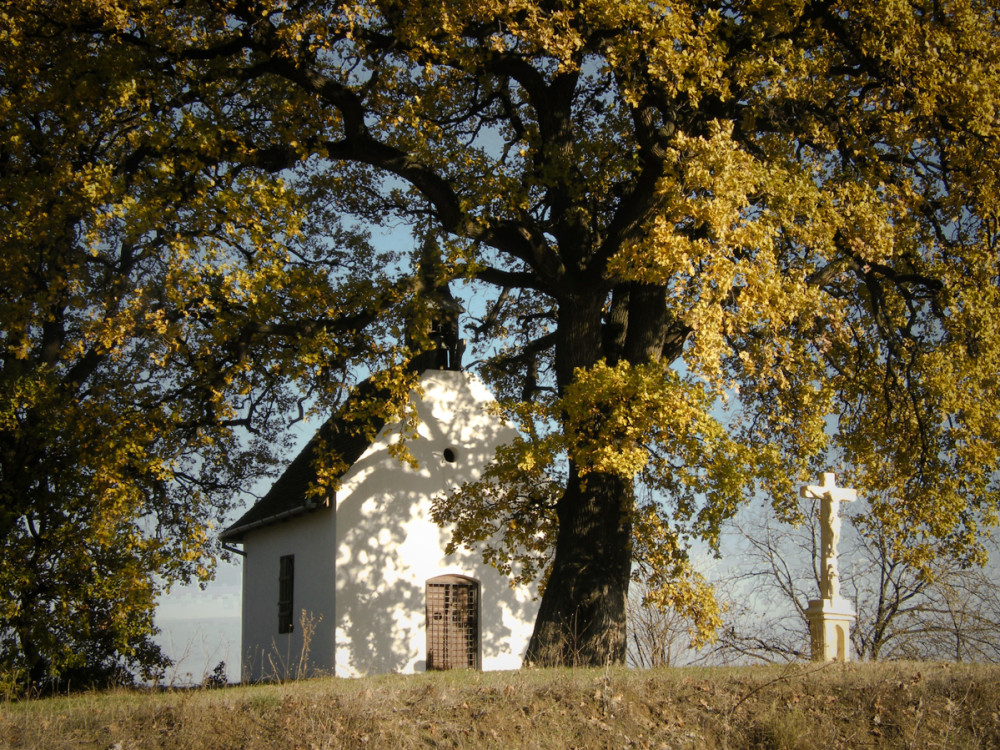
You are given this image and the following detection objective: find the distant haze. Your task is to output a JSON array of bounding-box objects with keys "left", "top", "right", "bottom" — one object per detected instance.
[{"left": 154, "top": 558, "right": 242, "bottom": 685}]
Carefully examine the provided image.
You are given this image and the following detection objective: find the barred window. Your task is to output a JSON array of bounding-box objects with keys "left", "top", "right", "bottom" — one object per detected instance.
[
  {"left": 278, "top": 555, "right": 294, "bottom": 634},
  {"left": 426, "top": 575, "right": 480, "bottom": 670}
]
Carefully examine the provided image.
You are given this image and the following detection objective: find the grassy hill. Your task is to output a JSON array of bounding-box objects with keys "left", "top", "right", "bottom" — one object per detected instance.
[{"left": 2, "top": 662, "right": 998, "bottom": 749}]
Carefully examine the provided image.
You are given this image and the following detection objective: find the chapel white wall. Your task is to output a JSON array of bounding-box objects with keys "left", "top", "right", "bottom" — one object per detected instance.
[
  {"left": 334, "top": 370, "right": 539, "bottom": 676},
  {"left": 239, "top": 510, "right": 337, "bottom": 682}
]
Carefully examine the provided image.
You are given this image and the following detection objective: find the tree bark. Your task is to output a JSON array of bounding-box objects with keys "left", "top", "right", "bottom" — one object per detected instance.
[{"left": 525, "top": 467, "right": 634, "bottom": 666}]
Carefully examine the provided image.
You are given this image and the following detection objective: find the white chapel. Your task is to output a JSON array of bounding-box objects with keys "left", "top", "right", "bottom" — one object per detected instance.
[{"left": 220, "top": 355, "right": 540, "bottom": 681}]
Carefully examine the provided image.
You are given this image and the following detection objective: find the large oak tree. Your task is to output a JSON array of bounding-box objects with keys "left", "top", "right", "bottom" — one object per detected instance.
[{"left": 6, "top": 0, "right": 1000, "bottom": 676}]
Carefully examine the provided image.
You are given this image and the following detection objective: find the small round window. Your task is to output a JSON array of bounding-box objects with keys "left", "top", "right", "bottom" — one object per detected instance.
[{"left": 443, "top": 447, "right": 457, "bottom": 463}]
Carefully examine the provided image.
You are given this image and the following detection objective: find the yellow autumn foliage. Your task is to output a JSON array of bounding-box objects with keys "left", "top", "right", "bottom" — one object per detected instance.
[{"left": 6, "top": 0, "right": 1000, "bottom": 669}]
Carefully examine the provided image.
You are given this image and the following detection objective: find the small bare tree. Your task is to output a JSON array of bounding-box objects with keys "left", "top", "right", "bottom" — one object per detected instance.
[
  {"left": 882, "top": 561, "right": 1000, "bottom": 662},
  {"left": 703, "top": 509, "right": 815, "bottom": 664},
  {"left": 626, "top": 583, "right": 694, "bottom": 668}
]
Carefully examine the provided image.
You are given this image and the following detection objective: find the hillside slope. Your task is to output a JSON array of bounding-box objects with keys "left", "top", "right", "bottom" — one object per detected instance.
[{"left": 2, "top": 662, "right": 998, "bottom": 749}]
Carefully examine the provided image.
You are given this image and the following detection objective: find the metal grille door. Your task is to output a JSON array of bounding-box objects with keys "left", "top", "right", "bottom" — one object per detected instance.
[{"left": 426, "top": 575, "right": 480, "bottom": 670}]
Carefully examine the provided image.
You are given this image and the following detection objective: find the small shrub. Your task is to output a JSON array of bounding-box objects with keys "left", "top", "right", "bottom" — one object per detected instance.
[{"left": 202, "top": 661, "right": 227, "bottom": 689}]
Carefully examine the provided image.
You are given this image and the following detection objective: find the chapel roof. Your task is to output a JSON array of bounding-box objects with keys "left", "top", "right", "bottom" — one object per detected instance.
[{"left": 219, "top": 376, "right": 390, "bottom": 543}]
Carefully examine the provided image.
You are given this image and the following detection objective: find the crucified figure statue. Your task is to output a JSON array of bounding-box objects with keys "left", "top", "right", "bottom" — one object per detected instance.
[{"left": 800, "top": 472, "right": 858, "bottom": 600}]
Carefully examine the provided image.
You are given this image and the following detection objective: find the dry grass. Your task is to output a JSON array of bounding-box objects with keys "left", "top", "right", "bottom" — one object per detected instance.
[{"left": 2, "top": 661, "right": 999, "bottom": 749}]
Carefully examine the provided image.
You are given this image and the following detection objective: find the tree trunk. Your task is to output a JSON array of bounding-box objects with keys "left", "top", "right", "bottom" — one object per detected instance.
[
  {"left": 16, "top": 622, "right": 48, "bottom": 688},
  {"left": 525, "top": 464, "right": 634, "bottom": 666},
  {"left": 522, "top": 286, "right": 670, "bottom": 666}
]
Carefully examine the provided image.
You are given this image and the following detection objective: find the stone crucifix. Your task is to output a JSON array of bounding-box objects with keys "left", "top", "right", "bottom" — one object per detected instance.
[{"left": 800, "top": 472, "right": 858, "bottom": 600}]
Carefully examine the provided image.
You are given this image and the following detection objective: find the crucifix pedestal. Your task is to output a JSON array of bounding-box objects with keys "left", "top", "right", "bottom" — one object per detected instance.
[
  {"left": 804, "top": 598, "right": 856, "bottom": 663},
  {"left": 801, "top": 472, "right": 858, "bottom": 662}
]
